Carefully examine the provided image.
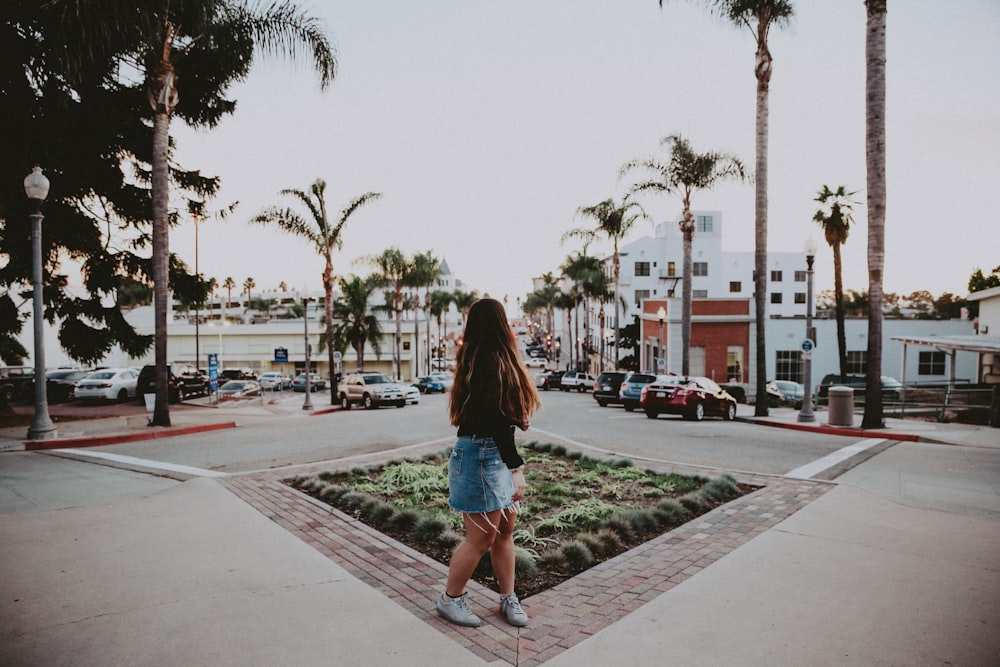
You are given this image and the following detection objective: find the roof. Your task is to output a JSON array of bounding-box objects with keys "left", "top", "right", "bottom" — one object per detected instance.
[
  {"left": 966, "top": 285, "right": 1000, "bottom": 302},
  {"left": 891, "top": 334, "right": 1000, "bottom": 354}
]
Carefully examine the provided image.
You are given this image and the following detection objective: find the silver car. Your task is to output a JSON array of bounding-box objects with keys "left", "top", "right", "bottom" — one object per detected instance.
[{"left": 338, "top": 373, "right": 407, "bottom": 410}]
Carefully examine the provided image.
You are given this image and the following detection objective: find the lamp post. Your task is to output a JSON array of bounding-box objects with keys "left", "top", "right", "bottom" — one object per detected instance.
[
  {"left": 24, "top": 167, "right": 57, "bottom": 440},
  {"left": 656, "top": 306, "right": 666, "bottom": 374},
  {"left": 798, "top": 238, "right": 818, "bottom": 423},
  {"left": 302, "top": 292, "right": 313, "bottom": 410}
]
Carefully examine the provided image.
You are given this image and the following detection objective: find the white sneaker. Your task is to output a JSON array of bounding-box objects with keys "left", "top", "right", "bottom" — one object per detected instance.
[
  {"left": 499, "top": 592, "right": 528, "bottom": 627},
  {"left": 436, "top": 593, "right": 482, "bottom": 627}
]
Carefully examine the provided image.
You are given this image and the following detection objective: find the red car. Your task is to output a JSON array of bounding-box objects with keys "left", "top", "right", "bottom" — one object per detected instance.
[{"left": 639, "top": 376, "right": 737, "bottom": 421}]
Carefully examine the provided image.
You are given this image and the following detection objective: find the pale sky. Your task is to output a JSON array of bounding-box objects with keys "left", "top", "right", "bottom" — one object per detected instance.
[{"left": 170, "top": 0, "right": 999, "bottom": 306}]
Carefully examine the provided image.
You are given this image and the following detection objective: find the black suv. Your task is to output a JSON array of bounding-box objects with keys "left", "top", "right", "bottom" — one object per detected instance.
[
  {"left": 137, "top": 363, "right": 209, "bottom": 403},
  {"left": 0, "top": 366, "right": 36, "bottom": 404},
  {"left": 593, "top": 371, "right": 628, "bottom": 407}
]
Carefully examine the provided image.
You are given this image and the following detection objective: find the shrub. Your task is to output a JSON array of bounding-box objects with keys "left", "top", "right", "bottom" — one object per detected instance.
[
  {"left": 702, "top": 476, "right": 740, "bottom": 501},
  {"left": 559, "top": 540, "right": 595, "bottom": 571},
  {"left": 551, "top": 445, "right": 568, "bottom": 457},
  {"left": 653, "top": 498, "right": 690, "bottom": 526},
  {"left": 412, "top": 516, "right": 450, "bottom": 544},
  {"left": 338, "top": 491, "right": 370, "bottom": 511},
  {"left": 679, "top": 491, "right": 711, "bottom": 513},
  {"left": 514, "top": 548, "right": 539, "bottom": 577},
  {"left": 362, "top": 500, "right": 398, "bottom": 528},
  {"left": 385, "top": 508, "right": 423, "bottom": 532}
]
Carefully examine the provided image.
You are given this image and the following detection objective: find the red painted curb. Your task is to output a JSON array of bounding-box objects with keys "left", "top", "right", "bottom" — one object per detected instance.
[
  {"left": 24, "top": 421, "right": 238, "bottom": 451},
  {"left": 749, "top": 418, "right": 920, "bottom": 442}
]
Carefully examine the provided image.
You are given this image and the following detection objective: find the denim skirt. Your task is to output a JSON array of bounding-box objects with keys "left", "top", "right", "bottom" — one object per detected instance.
[{"left": 447, "top": 435, "right": 515, "bottom": 514}]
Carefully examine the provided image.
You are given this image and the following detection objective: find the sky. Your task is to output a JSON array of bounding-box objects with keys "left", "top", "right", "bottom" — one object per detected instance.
[{"left": 168, "top": 0, "right": 1000, "bottom": 307}]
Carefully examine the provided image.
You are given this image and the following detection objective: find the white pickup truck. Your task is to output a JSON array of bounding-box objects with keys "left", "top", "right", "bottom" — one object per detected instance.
[{"left": 559, "top": 371, "right": 595, "bottom": 393}]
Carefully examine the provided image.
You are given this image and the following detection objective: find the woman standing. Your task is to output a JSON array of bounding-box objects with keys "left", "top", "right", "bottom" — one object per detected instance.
[{"left": 436, "top": 298, "right": 542, "bottom": 628}]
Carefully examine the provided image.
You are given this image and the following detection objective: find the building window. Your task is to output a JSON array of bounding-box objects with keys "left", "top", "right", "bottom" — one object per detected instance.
[
  {"left": 794, "top": 270, "right": 807, "bottom": 282},
  {"left": 775, "top": 350, "right": 803, "bottom": 383},
  {"left": 696, "top": 215, "right": 713, "bottom": 233},
  {"left": 918, "top": 351, "right": 946, "bottom": 375},
  {"left": 693, "top": 262, "right": 708, "bottom": 276},
  {"left": 727, "top": 346, "right": 744, "bottom": 382},
  {"left": 635, "top": 261, "right": 650, "bottom": 277},
  {"left": 667, "top": 261, "right": 676, "bottom": 277},
  {"left": 847, "top": 351, "right": 867, "bottom": 374},
  {"left": 771, "top": 270, "right": 783, "bottom": 282},
  {"left": 771, "top": 292, "right": 783, "bottom": 304},
  {"left": 634, "top": 289, "right": 650, "bottom": 307},
  {"left": 693, "top": 289, "right": 708, "bottom": 298},
  {"left": 794, "top": 292, "right": 806, "bottom": 304},
  {"left": 729, "top": 281, "right": 742, "bottom": 293}
]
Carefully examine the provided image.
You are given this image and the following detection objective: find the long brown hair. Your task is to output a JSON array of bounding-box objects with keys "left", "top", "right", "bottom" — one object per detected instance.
[{"left": 449, "top": 298, "right": 541, "bottom": 426}]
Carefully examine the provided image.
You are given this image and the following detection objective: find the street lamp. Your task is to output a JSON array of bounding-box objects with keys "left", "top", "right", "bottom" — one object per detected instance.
[
  {"left": 302, "top": 292, "right": 313, "bottom": 410},
  {"left": 656, "top": 306, "right": 666, "bottom": 374},
  {"left": 24, "top": 166, "right": 57, "bottom": 440},
  {"left": 798, "top": 237, "right": 818, "bottom": 423}
]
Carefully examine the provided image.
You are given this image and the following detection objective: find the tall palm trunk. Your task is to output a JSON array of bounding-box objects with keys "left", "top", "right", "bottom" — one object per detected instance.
[
  {"left": 752, "top": 34, "right": 772, "bottom": 417},
  {"left": 862, "top": 0, "right": 887, "bottom": 428},
  {"left": 612, "top": 242, "right": 621, "bottom": 369},
  {"left": 394, "top": 288, "right": 403, "bottom": 379},
  {"left": 832, "top": 243, "right": 849, "bottom": 380},
  {"left": 323, "top": 261, "right": 337, "bottom": 403},
  {"left": 680, "top": 207, "right": 694, "bottom": 376},
  {"left": 151, "top": 108, "right": 171, "bottom": 426},
  {"left": 413, "top": 296, "right": 420, "bottom": 378}
]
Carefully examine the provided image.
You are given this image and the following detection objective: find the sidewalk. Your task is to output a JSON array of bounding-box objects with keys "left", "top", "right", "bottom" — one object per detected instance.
[{"left": 1, "top": 403, "right": 998, "bottom": 665}]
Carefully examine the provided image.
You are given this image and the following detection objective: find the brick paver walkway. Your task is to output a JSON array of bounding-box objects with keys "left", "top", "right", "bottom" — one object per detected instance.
[{"left": 221, "top": 449, "right": 831, "bottom": 666}]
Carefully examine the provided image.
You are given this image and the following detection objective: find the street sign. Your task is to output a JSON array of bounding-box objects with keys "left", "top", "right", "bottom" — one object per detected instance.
[
  {"left": 801, "top": 339, "right": 815, "bottom": 353},
  {"left": 656, "top": 357, "right": 666, "bottom": 369},
  {"left": 333, "top": 351, "right": 342, "bottom": 362},
  {"left": 274, "top": 347, "right": 288, "bottom": 363}
]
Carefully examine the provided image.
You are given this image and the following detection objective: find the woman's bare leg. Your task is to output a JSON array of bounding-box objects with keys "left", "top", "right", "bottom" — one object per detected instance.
[
  {"left": 445, "top": 510, "right": 500, "bottom": 597},
  {"left": 490, "top": 510, "right": 517, "bottom": 595}
]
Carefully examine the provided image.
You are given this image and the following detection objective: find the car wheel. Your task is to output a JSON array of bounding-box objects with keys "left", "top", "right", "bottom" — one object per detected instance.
[
  {"left": 363, "top": 394, "right": 374, "bottom": 410},
  {"left": 396, "top": 400, "right": 405, "bottom": 408},
  {"left": 577, "top": 386, "right": 586, "bottom": 393},
  {"left": 689, "top": 402, "right": 705, "bottom": 421},
  {"left": 644, "top": 410, "right": 658, "bottom": 419},
  {"left": 339, "top": 394, "right": 350, "bottom": 410},
  {"left": 597, "top": 400, "right": 608, "bottom": 407},
  {"left": 1, "top": 386, "right": 13, "bottom": 404},
  {"left": 724, "top": 402, "right": 736, "bottom": 421},
  {"left": 624, "top": 405, "right": 635, "bottom": 412},
  {"left": 117, "top": 389, "right": 128, "bottom": 403}
]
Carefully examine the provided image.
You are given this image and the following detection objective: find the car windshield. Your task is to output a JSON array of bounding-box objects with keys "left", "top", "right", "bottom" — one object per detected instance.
[
  {"left": 221, "top": 382, "right": 244, "bottom": 389},
  {"left": 627, "top": 374, "right": 657, "bottom": 384},
  {"left": 88, "top": 371, "right": 116, "bottom": 379},
  {"left": 365, "top": 374, "right": 393, "bottom": 384}
]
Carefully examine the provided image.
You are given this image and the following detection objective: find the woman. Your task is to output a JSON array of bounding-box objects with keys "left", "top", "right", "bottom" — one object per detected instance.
[{"left": 436, "top": 298, "right": 542, "bottom": 628}]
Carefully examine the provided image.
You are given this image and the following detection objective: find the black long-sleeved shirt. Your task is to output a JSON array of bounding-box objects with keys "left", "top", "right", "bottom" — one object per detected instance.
[{"left": 455, "top": 361, "right": 524, "bottom": 470}]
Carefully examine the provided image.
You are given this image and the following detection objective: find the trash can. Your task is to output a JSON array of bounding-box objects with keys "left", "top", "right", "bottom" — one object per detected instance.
[
  {"left": 827, "top": 386, "right": 855, "bottom": 427},
  {"left": 144, "top": 393, "right": 156, "bottom": 412}
]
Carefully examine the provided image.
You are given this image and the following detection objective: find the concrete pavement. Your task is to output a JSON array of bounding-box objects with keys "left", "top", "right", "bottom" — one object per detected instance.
[{"left": 1, "top": 402, "right": 998, "bottom": 665}]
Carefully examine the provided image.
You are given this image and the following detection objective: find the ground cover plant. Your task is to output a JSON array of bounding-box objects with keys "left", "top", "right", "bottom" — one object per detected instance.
[{"left": 289, "top": 442, "right": 754, "bottom": 598}]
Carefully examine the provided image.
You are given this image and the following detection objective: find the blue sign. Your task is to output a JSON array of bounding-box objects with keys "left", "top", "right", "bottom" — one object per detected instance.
[
  {"left": 801, "top": 339, "right": 815, "bottom": 353},
  {"left": 208, "top": 353, "right": 219, "bottom": 391},
  {"left": 274, "top": 347, "right": 289, "bottom": 363}
]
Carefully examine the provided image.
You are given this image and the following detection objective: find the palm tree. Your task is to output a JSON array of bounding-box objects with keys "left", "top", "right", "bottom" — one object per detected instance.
[
  {"left": 121, "top": 1, "right": 336, "bottom": 426},
  {"left": 430, "top": 289, "right": 454, "bottom": 361},
  {"left": 452, "top": 290, "right": 479, "bottom": 324},
  {"left": 358, "top": 247, "right": 410, "bottom": 380},
  {"left": 621, "top": 134, "right": 747, "bottom": 375},
  {"left": 222, "top": 277, "right": 236, "bottom": 321},
  {"left": 406, "top": 251, "right": 441, "bottom": 377},
  {"left": 332, "top": 276, "right": 383, "bottom": 371},
  {"left": 242, "top": 277, "right": 255, "bottom": 323},
  {"left": 862, "top": 0, "right": 887, "bottom": 429},
  {"left": 563, "top": 195, "right": 647, "bottom": 368},
  {"left": 251, "top": 180, "right": 381, "bottom": 402},
  {"left": 560, "top": 247, "right": 607, "bottom": 372},
  {"left": 813, "top": 185, "right": 858, "bottom": 385},
  {"left": 669, "top": 0, "right": 795, "bottom": 414}
]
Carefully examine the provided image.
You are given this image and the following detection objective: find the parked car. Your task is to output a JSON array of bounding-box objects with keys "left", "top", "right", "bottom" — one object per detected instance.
[
  {"left": 74, "top": 367, "right": 140, "bottom": 403},
  {"left": 593, "top": 371, "right": 628, "bottom": 407},
  {"left": 137, "top": 364, "right": 210, "bottom": 403},
  {"left": 525, "top": 357, "right": 548, "bottom": 369},
  {"left": 428, "top": 372, "right": 455, "bottom": 391},
  {"left": 414, "top": 375, "right": 447, "bottom": 393},
  {"left": 767, "top": 380, "right": 804, "bottom": 406},
  {"left": 0, "top": 366, "right": 36, "bottom": 404},
  {"left": 560, "top": 371, "right": 595, "bottom": 393},
  {"left": 258, "top": 372, "right": 292, "bottom": 391},
  {"left": 640, "top": 376, "right": 737, "bottom": 421},
  {"left": 221, "top": 368, "right": 257, "bottom": 381},
  {"left": 44, "top": 369, "right": 90, "bottom": 403},
  {"left": 430, "top": 358, "right": 451, "bottom": 371},
  {"left": 292, "top": 373, "right": 326, "bottom": 392},
  {"left": 218, "top": 380, "right": 261, "bottom": 398},
  {"left": 535, "top": 369, "right": 565, "bottom": 391},
  {"left": 339, "top": 372, "right": 406, "bottom": 409},
  {"left": 619, "top": 373, "right": 661, "bottom": 412},
  {"left": 405, "top": 384, "right": 421, "bottom": 405},
  {"left": 817, "top": 374, "right": 902, "bottom": 400}
]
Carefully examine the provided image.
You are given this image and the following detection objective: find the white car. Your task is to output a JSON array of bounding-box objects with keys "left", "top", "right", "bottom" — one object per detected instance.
[
  {"left": 525, "top": 357, "right": 548, "bottom": 369},
  {"left": 258, "top": 372, "right": 291, "bottom": 391},
  {"left": 405, "top": 384, "right": 421, "bottom": 405},
  {"left": 73, "top": 367, "right": 140, "bottom": 403}
]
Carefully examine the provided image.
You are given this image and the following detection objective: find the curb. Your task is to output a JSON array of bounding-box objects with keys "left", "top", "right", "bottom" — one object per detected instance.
[
  {"left": 23, "top": 421, "right": 238, "bottom": 451},
  {"left": 739, "top": 417, "right": 921, "bottom": 442}
]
